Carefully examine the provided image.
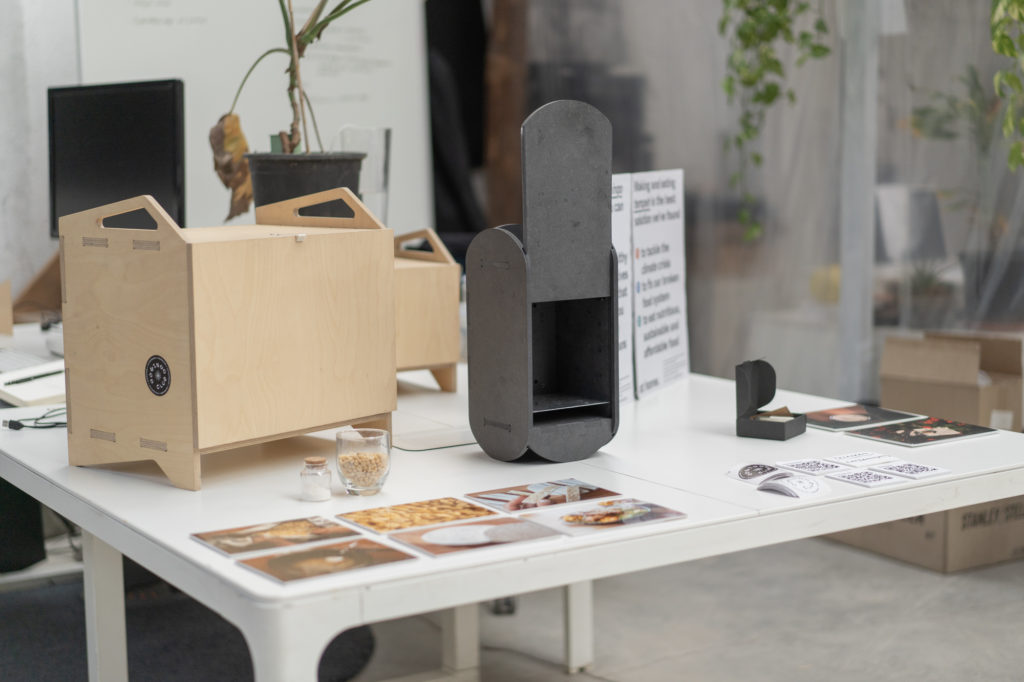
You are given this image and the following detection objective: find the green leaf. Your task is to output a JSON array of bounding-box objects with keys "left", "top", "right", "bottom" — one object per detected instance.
[
  {"left": 1007, "top": 71, "right": 1024, "bottom": 93},
  {"left": 751, "top": 151, "right": 763, "bottom": 166},
  {"left": 995, "top": 70, "right": 1005, "bottom": 96},
  {"left": 809, "top": 44, "right": 831, "bottom": 58},
  {"left": 787, "top": 89, "right": 796, "bottom": 103},
  {"left": 753, "top": 82, "right": 781, "bottom": 104},
  {"left": 763, "top": 56, "right": 784, "bottom": 76},
  {"left": 1004, "top": 101, "right": 1016, "bottom": 137},
  {"left": 1009, "top": 140, "right": 1023, "bottom": 170},
  {"left": 995, "top": 33, "right": 1017, "bottom": 56},
  {"left": 743, "top": 222, "right": 762, "bottom": 241},
  {"left": 815, "top": 18, "right": 828, "bottom": 34},
  {"left": 723, "top": 75, "right": 736, "bottom": 99}
]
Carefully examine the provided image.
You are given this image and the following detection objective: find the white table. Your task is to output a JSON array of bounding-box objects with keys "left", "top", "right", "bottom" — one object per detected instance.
[{"left": 3, "top": 360, "right": 1024, "bottom": 680}]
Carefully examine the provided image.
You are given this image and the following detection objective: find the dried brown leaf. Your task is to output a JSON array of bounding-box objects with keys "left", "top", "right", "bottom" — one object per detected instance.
[{"left": 209, "top": 113, "right": 253, "bottom": 220}]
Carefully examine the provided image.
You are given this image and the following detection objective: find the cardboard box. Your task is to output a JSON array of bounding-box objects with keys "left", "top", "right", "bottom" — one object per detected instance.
[
  {"left": 828, "top": 496, "right": 1024, "bottom": 572},
  {"left": 880, "top": 332, "right": 1022, "bottom": 431}
]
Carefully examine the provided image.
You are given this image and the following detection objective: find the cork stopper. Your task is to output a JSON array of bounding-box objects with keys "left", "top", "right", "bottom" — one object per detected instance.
[{"left": 304, "top": 456, "right": 327, "bottom": 467}]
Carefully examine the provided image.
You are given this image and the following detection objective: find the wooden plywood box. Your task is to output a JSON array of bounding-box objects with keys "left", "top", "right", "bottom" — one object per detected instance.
[
  {"left": 60, "top": 188, "right": 395, "bottom": 490},
  {"left": 394, "top": 229, "right": 461, "bottom": 391}
]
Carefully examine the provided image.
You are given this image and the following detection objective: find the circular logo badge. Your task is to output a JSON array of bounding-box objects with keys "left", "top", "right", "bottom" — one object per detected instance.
[{"left": 145, "top": 355, "right": 170, "bottom": 396}]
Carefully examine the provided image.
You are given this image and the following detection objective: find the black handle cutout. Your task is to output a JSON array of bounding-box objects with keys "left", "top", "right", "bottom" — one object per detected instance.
[
  {"left": 102, "top": 208, "right": 157, "bottom": 230},
  {"left": 296, "top": 197, "right": 355, "bottom": 219}
]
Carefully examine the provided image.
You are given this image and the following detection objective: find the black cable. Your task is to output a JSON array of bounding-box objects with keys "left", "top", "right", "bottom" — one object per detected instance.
[
  {"left": 2, "top": 406, "right": 67, "bottom": 430},
  {"left": 393, "top": 440, "right": 477, "bottom": 452}
]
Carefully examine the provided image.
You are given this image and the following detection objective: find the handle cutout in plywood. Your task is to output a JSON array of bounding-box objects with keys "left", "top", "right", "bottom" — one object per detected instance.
[
  {"left": 102, "top": 208, "right": 158, "bottom": 230},
  {"left": 296, "top": 197, "right": 356, "bottom": 219},
  {"left": 58, "top": 195, "right": 181, "bottom": 243},
  {"left": 254, "top": 187, "right": 385, "bottom": 231},
  {"left": 395, "top": 229, "right": 456, "bottom": 264}
]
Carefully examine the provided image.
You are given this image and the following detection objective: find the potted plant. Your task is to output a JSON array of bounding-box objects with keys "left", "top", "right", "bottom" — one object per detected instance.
[
  {"left": 718, "top": 0, "right": 831, "bottom": 239},
  {"left": 208, "top": 0, "right": 375, "bottom": 220}
]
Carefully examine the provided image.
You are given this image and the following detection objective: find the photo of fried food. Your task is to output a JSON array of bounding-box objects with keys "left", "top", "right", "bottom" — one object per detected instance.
[
  {"left": 522, "top": 498, "right": 686, "bottom": 537},
  {"left": 561, "top": 500, "right": 652, "bottom": 526},
  {"left": 339, "top": 497, "right": 496, "bottom": 533}
]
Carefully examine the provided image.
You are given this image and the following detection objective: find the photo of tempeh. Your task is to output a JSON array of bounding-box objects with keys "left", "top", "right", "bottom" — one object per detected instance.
[{"left": 340, "top": 497, "right": 496, "bottom": 533}]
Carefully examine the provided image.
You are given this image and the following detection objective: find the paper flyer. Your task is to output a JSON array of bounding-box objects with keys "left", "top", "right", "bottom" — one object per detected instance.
[
  {"left": 630, "top": 169, "right": 688, "bottom": 398},
  {"left": 611, "top": 173, "right": 635, "bottom": 402}
]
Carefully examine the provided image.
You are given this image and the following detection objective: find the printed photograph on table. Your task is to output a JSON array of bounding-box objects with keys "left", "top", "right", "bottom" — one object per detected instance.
[
  {"left": 391, "top": 517, "right": 562, "bottom": 556},
  {"left": 466, "top": 479, "right": 619, "bottom": 512},
  {"left": 339, "top": 497, "right": 496, "bottom": 533},
  {"left": 191, "top": 516, "right": 358, "bottom": 556},
  {"left": 846, "top": 416, "right": 996, "bottom": 447},
  {"left": 239, "top": 538, "right": 415, "bottom": 583},
  {"left": 804, "top": 404, "right": 919, "bottom": 431},
  {"left": 522, "top": 498, "right": 686, "bottom": 537}
]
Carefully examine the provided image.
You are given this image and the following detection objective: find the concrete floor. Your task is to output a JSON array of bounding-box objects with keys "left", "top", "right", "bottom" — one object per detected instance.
[{"left": 355, "top": 538, "right": 1024, "bottom": 681}]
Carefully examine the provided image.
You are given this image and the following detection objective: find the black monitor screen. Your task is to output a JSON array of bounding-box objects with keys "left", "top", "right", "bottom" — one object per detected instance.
[{"left": 48, "top": 79, "right": 184, "bottom": 238}]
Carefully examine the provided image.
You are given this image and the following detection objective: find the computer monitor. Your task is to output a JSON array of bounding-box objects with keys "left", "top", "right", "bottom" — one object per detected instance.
[{"left": 48, "top": 79, "right": 185, "bottom": 238}]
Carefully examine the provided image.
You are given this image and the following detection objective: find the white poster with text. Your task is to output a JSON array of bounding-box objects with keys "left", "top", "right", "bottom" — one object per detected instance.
[
  {"left": 611, "top": 174, "right": 634, "bottom": 403},
  {"left": 631, "top": 169, "right": 688, "bottom": 398}
]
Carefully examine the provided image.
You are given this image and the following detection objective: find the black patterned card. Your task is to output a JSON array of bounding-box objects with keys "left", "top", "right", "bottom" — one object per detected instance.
[{"left": 845, "top": 417, "right": 995, "bottom": 447}]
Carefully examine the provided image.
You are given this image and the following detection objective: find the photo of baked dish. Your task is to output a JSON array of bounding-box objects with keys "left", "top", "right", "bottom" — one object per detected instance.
[
  {"left": 239, "top": 538, "right": 415, "bottom": 582},
  {"left": 804, "top": 404, "right": 919, "bottom": 431},
  {"left": 191, "top": 516, "right": 358, "bottom": 555},
  {"left": 391, "top": 517, "right": 562, "bottom": 556},
  {"left": 339, "top": 497, "right": 496, "bottom": 533},
  {"left": 466, "top": 479, "right": 619, "bottom": 512},
  {"left": 522, "top": 498, "right": 686, "bottom": 537}
]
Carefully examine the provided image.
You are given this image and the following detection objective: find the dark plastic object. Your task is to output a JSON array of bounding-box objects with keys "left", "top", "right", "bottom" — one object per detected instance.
[
  {"left": 247, "top": 152, "right": 365, "bottom": 216},
  {"left": 467, "top": 100, "right": 618, "bottom": 462},
  {"left": 0, "top": 478, "right": 45, "bottom": 573},
  {"left": 736, "top": 360, "right": 806, "bottom": 440}
]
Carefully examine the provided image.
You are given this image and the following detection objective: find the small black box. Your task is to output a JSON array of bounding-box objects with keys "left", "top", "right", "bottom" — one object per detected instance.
[{"left": 735, "top": 360, "right": 806, "bottom": 440}]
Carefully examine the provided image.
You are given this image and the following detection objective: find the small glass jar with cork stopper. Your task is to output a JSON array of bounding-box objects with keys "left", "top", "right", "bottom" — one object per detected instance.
[{"left": 300, "top": 456, "right": 332, "bottom": 501}]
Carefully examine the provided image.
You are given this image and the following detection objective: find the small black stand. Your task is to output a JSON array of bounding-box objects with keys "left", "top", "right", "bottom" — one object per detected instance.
[
  {"left": 466, "top": 100, "right": 618, "bottom": 462},
  {"left": 736, "top": 360, "right": 806, "bottom": 440}
]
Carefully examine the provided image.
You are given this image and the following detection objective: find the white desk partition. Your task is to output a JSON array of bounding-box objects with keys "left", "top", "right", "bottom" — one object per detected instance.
[{"left": 3, "top": 350, "right": 1024, "bottom": 679}]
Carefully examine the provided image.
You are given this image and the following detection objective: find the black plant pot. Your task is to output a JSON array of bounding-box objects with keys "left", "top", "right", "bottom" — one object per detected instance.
[{"left": 246, "top": 152, "right": 365, "bottom": 217}]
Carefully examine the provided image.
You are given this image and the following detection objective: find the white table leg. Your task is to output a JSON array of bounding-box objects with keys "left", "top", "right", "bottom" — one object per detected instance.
[
  {"left": 440, "top": 604, "right": 480, "bottom": 672},
  {"left": 81, "top": 531, "right": 128, "bottom": 682},
  {"left": 564, "top": 581, "right": 594, "bottom": 673},
  {"left": 242, "top": 607, "right": 339, "bottom": 682}
]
